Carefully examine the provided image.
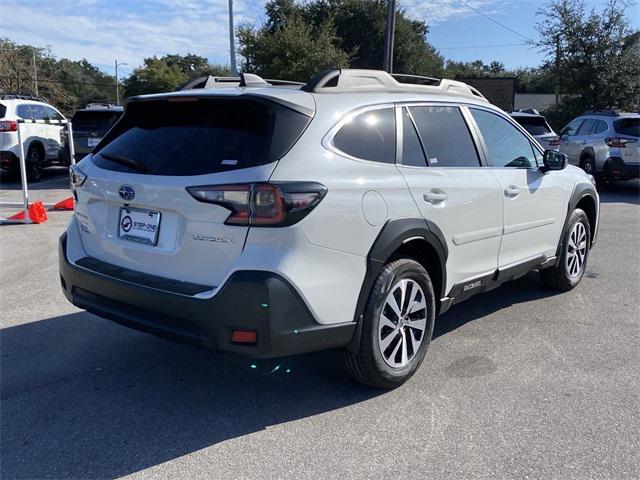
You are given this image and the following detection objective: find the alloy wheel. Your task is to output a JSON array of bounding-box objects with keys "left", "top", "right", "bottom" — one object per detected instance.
[
  {"left": 378, "top": 279, "right": 427, "bottom": 368},
  {"left": 566, "top": 222, "right": 587, "bottom": 278}
]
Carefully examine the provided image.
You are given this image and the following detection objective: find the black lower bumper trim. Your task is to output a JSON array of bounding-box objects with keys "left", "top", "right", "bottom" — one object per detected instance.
[
  {"left": 59, "top": 233, "right": 356, "bottom": 358},
  {"left": 604, "top": 157, "right": 640, "bottom": 180}
]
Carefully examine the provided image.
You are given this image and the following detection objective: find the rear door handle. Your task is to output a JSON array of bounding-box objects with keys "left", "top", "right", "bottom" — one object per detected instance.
[
  {"left": 423, "top": 191, "right": 447, "bottom": 204},
  {"left": 504, "top": 185, "right": 520, "bottom": 198}
]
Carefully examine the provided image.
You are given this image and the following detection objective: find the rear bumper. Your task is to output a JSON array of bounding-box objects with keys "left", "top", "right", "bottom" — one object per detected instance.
[
  {"left": 59, "top": 233, "right": 356, "bottom": 358},
  {"left": 0, "top": 151, "right": 19, "bottom": 173},
  {"left": 603, "top": 157, "right": 640, "bottom": 180}
]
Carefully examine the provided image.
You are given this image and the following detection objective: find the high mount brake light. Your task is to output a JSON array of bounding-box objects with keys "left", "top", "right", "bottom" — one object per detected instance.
[
  {"left": 186, "top": 182, "right": 327, "bottom": 227},
  {"left": 605, "top": 137, "right": 637, "bottom": 148},
  {"left": 0, "top": 120, "right": 17, "bottom": 132}
]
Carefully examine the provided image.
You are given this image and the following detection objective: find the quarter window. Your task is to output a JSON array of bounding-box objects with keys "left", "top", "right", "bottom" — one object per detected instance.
[
  {"left": 470, "top": 108, "right": 536, "bottom": 168},
  {"left": 400, "top": 108, "right": 427, "bottom": 167},
  {"left": 16, "top": 105, "right": 34, "bottom": 120},
  {"left": 409, "top": 106, "right": 480, "bottom": 167},
  {"left": 333, "top": 108, "right": 396, "bottom": 163}
]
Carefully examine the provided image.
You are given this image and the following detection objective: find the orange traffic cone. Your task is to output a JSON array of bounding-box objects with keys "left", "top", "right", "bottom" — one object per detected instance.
[
  {"left": 7, "top": 201, "right": 48, "bottom": 224},
  {"left": 51, "top": 196, "right": 74, "bottom": 210}
]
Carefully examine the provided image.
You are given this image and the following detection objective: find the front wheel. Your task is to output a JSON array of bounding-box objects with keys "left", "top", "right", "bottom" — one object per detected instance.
[
  {"left": 341, "top": 258, "right": 436, "bottom": 389},
  {"left": 26, "top": 146, "right": 44, "bottom": 182},
  {"left": 540, "top": 208, "right": 591, "bottom": 291}
]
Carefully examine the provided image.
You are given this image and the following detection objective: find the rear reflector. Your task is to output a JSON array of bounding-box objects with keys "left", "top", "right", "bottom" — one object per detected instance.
[{"left": 232, "top": 330, "right": 257, "bottom": 344}]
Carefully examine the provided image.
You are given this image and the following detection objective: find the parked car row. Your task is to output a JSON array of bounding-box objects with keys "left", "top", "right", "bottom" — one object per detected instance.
[{"left": 0, "top": 95, "right": 123, "bottom": 181}]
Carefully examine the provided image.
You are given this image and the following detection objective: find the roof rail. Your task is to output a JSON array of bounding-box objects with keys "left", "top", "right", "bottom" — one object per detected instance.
[
  {"left": 301, "top": 69, "right": 487, "bottom": 101},
  {"left": 85, "top": 103, "right": 121, "bottom": 109},
  {"left": 0, "top": 93, "right": 48, "bottom": 102},
  {"left": 583, "top": 108, "right": 623, "bottom": 117},
  {"left": 179, "top": 74, "right": 304, "bottom": 91}
]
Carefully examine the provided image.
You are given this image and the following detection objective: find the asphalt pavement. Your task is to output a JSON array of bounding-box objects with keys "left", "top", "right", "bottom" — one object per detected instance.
[{"left": 1, "top": 174, "right": 639, "bottom": 479}]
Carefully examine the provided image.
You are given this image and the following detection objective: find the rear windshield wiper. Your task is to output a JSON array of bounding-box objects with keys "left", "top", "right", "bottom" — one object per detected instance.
[{"left": 97, "top": 152, "right": 149, "bottom": 173}]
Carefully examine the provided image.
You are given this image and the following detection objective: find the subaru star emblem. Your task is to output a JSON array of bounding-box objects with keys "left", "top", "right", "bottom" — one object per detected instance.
[{"left": 119, "top": 185, "right": 135, "bottom": 201}]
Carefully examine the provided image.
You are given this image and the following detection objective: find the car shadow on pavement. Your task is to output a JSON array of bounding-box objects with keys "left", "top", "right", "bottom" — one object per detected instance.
[
  {"left": 434, "top": 271, "right": 559, "bottom": 339},
  {"left": 598, "top": 179, "right": 640, "bottom": 205},
  {"left": 0, "top": 168, "right": 69, "bottom": 190},
  {"left": 0, "top": 313, "right": 381, "bottom": 479}
]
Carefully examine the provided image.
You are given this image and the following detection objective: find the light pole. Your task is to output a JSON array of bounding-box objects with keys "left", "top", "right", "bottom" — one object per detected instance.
[
  {"left": 228, "top": 0, "right": 238, "bottom": 76},
  {"left": 383, "top": 0, "right": 396, "bottom": 73},
  {"left": 115, "top": 60, "right": 128, "bottom": 105}
]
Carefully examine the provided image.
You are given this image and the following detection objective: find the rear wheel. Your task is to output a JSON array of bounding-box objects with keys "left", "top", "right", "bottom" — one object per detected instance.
[
  {"left": 540, "top": 209, "right": 590, "bottom": 291},
  {"left": 341, "top": 258, "right": 435, "bottom": 389},
  {"left": 580, "top": 156, "right": 595, "bottom": 176},
  {"left": 26, "top": 145, "right": 44, "bottom": 182}
]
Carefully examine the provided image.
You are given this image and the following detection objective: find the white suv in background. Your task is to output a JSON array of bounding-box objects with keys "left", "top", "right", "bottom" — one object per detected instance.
[
  {"left": 60, "top": 70, "right": 599, "bottom": 388},
  {"left": 0, "top": 94, "right": 68, "bottom": 181},
  {"left": 510, "top": 109, "right": 560, "bottom": 150}
]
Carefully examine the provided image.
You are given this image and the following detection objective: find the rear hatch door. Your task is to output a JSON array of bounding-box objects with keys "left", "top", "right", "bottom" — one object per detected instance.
[{"left": 75, "top": 94, "right": 312, "bottom": 287}]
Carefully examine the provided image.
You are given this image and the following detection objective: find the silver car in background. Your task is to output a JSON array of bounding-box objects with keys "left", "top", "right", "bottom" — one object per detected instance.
[
  {"left": 559, "top": 110, "right": 639, "bottom": 181},
  {"left": 510, "top": 110, "right": 560, "bottom": 150}
]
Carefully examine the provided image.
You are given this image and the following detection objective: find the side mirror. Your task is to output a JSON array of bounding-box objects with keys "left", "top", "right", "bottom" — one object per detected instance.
[{"left": 542, "top": 149, "right": 567, "bottom": 172}]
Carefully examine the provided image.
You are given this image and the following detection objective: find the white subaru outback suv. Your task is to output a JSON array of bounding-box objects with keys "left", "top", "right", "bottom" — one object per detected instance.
[
  {"left": 0, "top": 95, "right": 68, "bottom": 181},
  {"left": 59, "top": 70, "right": 599, "bottom": 388}
]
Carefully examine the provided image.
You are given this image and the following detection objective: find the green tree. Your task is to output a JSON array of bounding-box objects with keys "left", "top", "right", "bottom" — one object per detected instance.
[
  {"left": 238, "top": 7, "right": 349, "bottom": 81},
  {"left": 122, "top": 54, "right": 229, "bottom": 97},
  {"left": 238, "top": 0, "right": 444, "bottom": 81},
  {"left": 534, "top": 0, "right": 640, "bottom": 126}
]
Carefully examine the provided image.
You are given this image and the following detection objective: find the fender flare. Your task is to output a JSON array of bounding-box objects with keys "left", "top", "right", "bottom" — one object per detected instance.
[
  {"left": 347, "top": 218, "right": 448, "bottom": 352},
  {"left": 555, "top": 181, "right": 599, "bottom": 263}
]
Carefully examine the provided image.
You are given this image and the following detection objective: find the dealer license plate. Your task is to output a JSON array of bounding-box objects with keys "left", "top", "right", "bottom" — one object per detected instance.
[{"left": 118, "top": 207, "right": 161, "bottom": 245}]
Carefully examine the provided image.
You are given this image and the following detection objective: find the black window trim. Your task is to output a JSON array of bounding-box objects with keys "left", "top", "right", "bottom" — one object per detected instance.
[
  {"left": 395, "top": 101, "right": 486, "bottom": 169},
  {"left": 464, "top": 104, "right": 545, "bottom": 170},
  {"left": 324, "top": 102, "right": 397, "bottom": 165}
]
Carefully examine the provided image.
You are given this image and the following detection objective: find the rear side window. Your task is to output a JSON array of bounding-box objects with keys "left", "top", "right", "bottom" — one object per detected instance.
[
  {"left": 333, "top": 108, "right": 396, "bottom": 163},
  {"left": 513, "top": 116, "right": 552, "bottom": 136},
  {"left": 577, "top": 119, "right": 596, "bottom": 135},
  {"left": 470, "top": 109, "right": 536, "bottom": 168},
  {"left": 72, "top": 111, "right": 122, "bottom": 133},
  {"left": 93, "top": 98, "right": 311, "bottom": 176},
  {"left": 614, "top": 118, "right": 639, "bottom": 137},
  {"left": 409, "top": 106, "right": 480, "bottom": 167},
  {"left": 592, "top": 120, "right": 608, "bottom": 135},
  {"left": 16, "top": 105, "right": 34, "bottom": 120}
]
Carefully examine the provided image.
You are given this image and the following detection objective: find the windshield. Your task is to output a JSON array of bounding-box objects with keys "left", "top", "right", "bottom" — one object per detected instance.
[
  {"left": 92, "top": 98, "right": 311, "bottom": 176},
  {"left": 72, "top": 111, "right": 122, "bottom": 133},
  {"left": 513, "top": 116, "right": 552, "bottom": 136}
]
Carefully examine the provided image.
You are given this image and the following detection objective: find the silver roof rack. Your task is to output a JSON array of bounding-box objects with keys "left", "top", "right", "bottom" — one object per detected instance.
[{"left": 302, "top": 69, "right": 487, "bottom": 101}]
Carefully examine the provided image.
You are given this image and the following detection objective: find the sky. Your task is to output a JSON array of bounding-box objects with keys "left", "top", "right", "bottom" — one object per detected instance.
[{"left": 1, "top": 0, "right": 638, "bottom": 76}]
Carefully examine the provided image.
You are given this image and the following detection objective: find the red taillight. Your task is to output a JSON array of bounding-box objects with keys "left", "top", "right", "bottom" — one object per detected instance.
[
  {"left": 186, "top": 182, "right": 327, "bottom": 227},
  {"left": 0, "top": 120, "right": 17, "bottom": 132},
  {"left": 231, "top": 330, "right": 257, "bottom": 344},
  {"left": 548, "top": 136, "right": 560, "bottom": 147},
  {"left": 605, "top": 137, "right": 637, "bottom": 148}
]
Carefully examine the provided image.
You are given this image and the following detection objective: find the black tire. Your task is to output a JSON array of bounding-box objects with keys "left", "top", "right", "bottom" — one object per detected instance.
[
  {"left": 540, "top": 209, "right": 591, "bottom": 291},
  {"left": 341, "top": 258, "right": 436, "bottom": 389},
  {"left": 580, "top": 155, "right": 596, "bottom": 176},
  {"left": 26, "top": 145, "right": 45, "bottom": 182}
]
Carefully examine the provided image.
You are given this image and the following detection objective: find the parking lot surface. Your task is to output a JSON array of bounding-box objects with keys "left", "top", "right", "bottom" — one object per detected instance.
[{"left": 1, "top": 174, "right": 639, "bottom": 479}]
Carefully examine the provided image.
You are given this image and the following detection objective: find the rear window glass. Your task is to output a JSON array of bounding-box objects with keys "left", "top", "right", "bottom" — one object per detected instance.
[
  {"left": 409, "top": 106, "right": 480, "bottom": 167},
  {"left": 92, "top": 98, "right": 311, "bottom": 176},
  {"left": 614, "top": 118, "right": 639, "bottom": 137},
  {"left": 72, "top": 111, "right": 122, "bottom": 132},
  {"left": 333, "top": 108, "right": 396, "bottom": 163},
  {"left": 513, "top": 116, "right": 551, "bottom": 135}
]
